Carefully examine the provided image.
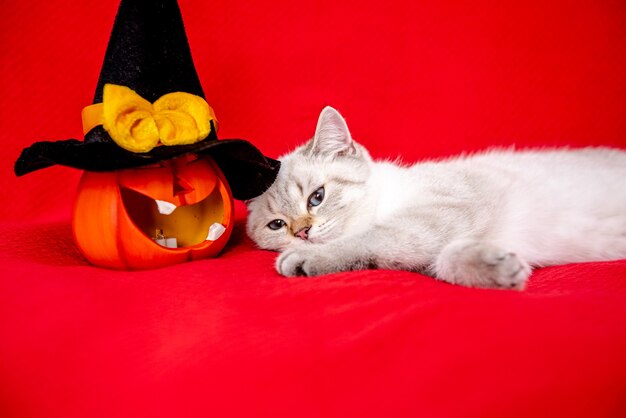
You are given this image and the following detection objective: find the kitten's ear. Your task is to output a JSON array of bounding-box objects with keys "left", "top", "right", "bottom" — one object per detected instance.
[{"left": 310, "top": 106, "right": 357, "bottom": 157}]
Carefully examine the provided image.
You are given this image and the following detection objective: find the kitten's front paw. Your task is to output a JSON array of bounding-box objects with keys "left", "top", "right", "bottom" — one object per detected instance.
[
  {"left": 436, "top": 240, "right": 532, "bottom": 290},
  {"left": 480, "top": 250, "right": 531, "bottom": 290},
  {"left": 276, "top": 248, "right": 326, "bottom": 277}
]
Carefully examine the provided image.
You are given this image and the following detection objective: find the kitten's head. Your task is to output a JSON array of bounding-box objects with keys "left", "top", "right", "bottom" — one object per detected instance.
[{"left": 246, "top": 106, "right": 372, "bottom": 251}]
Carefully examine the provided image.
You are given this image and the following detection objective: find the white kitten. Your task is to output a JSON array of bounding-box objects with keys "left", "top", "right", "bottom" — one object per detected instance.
[{"left": 246, "top": 106, "right": 626, "bottom": 289}]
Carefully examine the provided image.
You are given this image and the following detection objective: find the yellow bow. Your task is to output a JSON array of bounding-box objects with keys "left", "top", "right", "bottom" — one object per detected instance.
[{"left": 82, "top": 84, "right": 217, "bottom": 153}]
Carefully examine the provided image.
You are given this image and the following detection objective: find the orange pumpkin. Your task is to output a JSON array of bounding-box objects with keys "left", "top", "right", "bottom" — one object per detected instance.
[{"left": 72, "top": 155, "right": 234, "bottom": 270}]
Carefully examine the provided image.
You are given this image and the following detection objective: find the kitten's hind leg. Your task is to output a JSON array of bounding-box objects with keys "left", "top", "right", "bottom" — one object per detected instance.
[{"left": 434, "top": 239, "right": 531, "bottom": 290}]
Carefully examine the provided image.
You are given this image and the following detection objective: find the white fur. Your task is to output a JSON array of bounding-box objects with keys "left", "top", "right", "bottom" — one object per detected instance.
[{"left": 246, "top": 106, "right": 626, "bottom": 289}]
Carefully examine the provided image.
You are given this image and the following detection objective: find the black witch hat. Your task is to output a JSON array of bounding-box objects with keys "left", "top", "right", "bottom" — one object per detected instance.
[{"left": 14, "top": 0, "right": 279, "bottom": 200}]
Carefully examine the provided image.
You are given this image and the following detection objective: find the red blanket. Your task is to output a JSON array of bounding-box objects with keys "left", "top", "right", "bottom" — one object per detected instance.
[{"left": 1, "top": 0, "right": 625, "bottom": 417}]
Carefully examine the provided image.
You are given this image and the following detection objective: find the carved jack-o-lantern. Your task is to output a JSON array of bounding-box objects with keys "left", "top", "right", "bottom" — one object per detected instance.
[
  {"left": 13, "top": 0, "right": 280, "bottom": 271},
  {"left": 72, "top": 155, "right": 233, "bottom": 270}
]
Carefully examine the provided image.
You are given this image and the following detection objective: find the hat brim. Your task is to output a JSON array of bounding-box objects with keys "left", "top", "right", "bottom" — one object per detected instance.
[{"left": 14, "top": 127, "right": 280, "bottom": 200}]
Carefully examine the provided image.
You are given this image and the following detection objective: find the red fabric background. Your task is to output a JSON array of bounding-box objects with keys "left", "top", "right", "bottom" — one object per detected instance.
[{"left": 1, "top": 0, "right": 626, "bottom": 417}]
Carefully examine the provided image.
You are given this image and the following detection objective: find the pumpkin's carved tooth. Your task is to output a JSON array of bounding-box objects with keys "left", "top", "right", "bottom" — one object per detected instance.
[
  {"left": 155, "top": 237, "right": 178, "bottom": 248},
  {"left": 206, "top": 223, "right": 226, "bottom": 241},
  {"left": 155, "top": 199, "right": 177, "bottom": 215}
]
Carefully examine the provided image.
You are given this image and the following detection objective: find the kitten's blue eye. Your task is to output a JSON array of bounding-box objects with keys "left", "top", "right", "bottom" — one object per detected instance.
[
  {"left": 308, "top": 186, "right": 325, "bottom": 207},
  {"left": 267, "top": 219, "right": 286, "bottom": 230}
]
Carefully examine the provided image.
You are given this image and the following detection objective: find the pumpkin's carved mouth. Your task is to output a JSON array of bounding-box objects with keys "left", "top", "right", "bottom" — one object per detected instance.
[{"left": 120, "top": 187, "right": 226, "bottom": 249}]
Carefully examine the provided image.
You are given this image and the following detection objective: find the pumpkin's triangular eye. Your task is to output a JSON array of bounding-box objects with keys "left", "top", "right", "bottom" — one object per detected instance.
[{"left": 173, "top": 174, "right": 194, "bottom": 196}]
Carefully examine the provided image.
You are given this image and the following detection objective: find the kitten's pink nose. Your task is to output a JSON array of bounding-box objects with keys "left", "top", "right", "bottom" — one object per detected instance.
[{"left": 295, "top": 226, "right": 311, "bottom": 240}]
